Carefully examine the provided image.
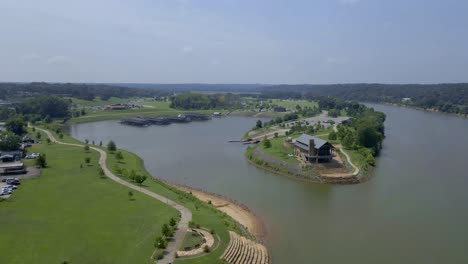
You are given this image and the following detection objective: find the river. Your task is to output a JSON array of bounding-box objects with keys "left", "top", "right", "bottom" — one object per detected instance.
[{"left": 70, "top": 104, "right": 468, "bottom": 264}]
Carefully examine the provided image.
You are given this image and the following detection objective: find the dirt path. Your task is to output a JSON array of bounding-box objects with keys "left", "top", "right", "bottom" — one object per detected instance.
[{"left": 35, "top": 127, "right": 191, "bottom": 264}]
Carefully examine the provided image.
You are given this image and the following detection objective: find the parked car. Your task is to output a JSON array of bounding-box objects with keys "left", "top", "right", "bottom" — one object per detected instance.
[
  {"left": 0, "top": 190, "right": 12, "bottom": 196},
  {"left": 6, "top": 179, "right": 20, "bottom": 185},
  {"left": 1, "top": 177, "right": 18, "bottom": 183},
  {"left": 3, "top": 185, "right": 17, "bottom": 190}
]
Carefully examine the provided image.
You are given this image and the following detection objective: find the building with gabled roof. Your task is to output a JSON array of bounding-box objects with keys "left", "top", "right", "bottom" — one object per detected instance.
[{"left": 294, "top": 134, "right": 335, "bottom": 163}]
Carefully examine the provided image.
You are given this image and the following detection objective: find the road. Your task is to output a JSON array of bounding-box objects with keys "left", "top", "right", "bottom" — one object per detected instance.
[{"left": 35, "top": 127, "right": 191, "bottom": 264}]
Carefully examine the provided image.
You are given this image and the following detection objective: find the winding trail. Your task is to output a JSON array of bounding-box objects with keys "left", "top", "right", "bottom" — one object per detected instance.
[
  {"left": 332, "top": 125, "right": 359, "bottom": 176},
  {"left": 35, "top": 127, "right": 191, "bottom": 264}
]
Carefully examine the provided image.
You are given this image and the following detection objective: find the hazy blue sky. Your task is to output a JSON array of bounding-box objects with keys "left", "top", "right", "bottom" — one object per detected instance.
[{"left": 1, "top": 0, "right": 467, "bottom": 84}]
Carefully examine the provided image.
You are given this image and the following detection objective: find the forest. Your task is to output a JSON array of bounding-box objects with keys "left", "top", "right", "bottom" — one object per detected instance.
[
  {"left": 0, "top": 82, "right": 170, "bottom": 101},
  {"left": 170, "top": 93, "right": 242, "bottom": 110},
  {"left": 259, "top": 83, "right": 468, "bottom": 115}
]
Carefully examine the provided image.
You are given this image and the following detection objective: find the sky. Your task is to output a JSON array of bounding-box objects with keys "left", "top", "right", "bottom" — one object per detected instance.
[{"left": 0, "top": 0, "right": 467, "bottom": 84}]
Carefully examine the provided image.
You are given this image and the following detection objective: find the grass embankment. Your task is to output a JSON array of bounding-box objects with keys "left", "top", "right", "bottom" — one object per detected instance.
[
  {"left": 104, "top": 147, "right": 239, "bottom": 264},
  {"left": 181, "top": 232, "right": 205, "bottom": 250},
  {"left": 259, "top": 136, "right": 298, "bottom": 163},
  {"left": 0, "top": 130, "right": 178, "bottom": 264}
]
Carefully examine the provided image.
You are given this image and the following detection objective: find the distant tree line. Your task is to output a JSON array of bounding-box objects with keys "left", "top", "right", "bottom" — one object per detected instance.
[
  {"left": 170, "top": 93, "right": 242, "bottom": 110},
  {"left": 0, "top": 82, "right": 171, "bottom": 101},
  {"left": 258, "top": 83, "right": 468, "bottom": 115}
]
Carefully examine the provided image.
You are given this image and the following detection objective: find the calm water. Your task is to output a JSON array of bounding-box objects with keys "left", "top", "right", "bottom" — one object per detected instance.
[{"left": 70, "top": 105, "right": 468, "bottom": 264}]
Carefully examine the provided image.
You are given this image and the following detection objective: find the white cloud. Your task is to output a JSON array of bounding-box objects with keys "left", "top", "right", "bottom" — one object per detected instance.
[
  {"left": 45, "top": 55, "right": 70, "bottom": 65},
  {"left": 181, "top": 45, "right": 193, "bottom": 53}
]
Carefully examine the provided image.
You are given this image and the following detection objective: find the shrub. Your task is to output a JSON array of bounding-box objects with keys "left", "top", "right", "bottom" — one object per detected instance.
[
  {"left": 35, "top": 154, "right": 47, "bottom": 168},
  {"left": 84, "top": 157, "right": 91, "bottom": 164},
  {"left": 107, "top": 140, "right": 117, "bottom": 151},
  {"left": 203, "top": 245, "right": 210, "bottom": 253},
  {"left": 84, "top": 145, "right": 90, "bottom": 151}
]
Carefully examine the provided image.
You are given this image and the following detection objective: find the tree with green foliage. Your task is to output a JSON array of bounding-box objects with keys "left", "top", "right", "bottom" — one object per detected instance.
[
  {"left": 35, "top": 154, "right": 47, "bottom": 168},
  {"left": 115, "top": 151, "right": 123, "bottom": 160},
  {"left": 263, "top": 139, "right": 272, "bottom": 148},
  {"left": 256, "top": 120, "right": 262, "bottom": 129},
  {"left": 107, "top": 140, "right": 116, "bottom": 151},
  {"left": 328, "top": 131, "right": 337, "bottom": 140},
  {"left": 36, "top": 131, "right": 41, "bottom": 139},
  {"left": 84, "top": 145, "right": 90, "bottom": 152},
  {"left": 169, "top": 217, "right": 177, "bottom": 228},
  {"left": 128, "top": 191, "right": 133, "bottom": 200},
  {"left": 16, "top": 96, "right": 70, "bottom": 119},
  {"left": 5, "top": 116, "right": 26, "bottom": 135},
  {"left": 0, "top": 131, "right": 21, "bottom": 151},
  {"left": 134, "top": 174, "right": 147, "bottom": 185},
  {"left": 84, "top": 157, "right": 91, "bottom": 164},
  {"left": 98, "top": 168, "right": 105, "bottom": 177},
  {"left": 162, "top": 224, "right": 170, "bottom": 237},
  {"left": 342, "top": 132, "right": 355, "bottom": 149},
  {"left": 46, "top": 138, "right": 51, "bottom": 144},
  {"left": 99, "top": 141, "right": 103, "bottom": 147}
]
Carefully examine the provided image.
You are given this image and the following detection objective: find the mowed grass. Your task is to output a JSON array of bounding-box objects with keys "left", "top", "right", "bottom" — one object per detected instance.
[
  {"left": 0, "top": 140, "right": 178, "bottom": 264},
  {"left": 104, "top": 149, "right": 238, "bottom": 264},
  {"left": 69, "top": 96, "right": 133, "bottom": 107},
  {"left": 270, "top": 99, "right": 318, "bottom": 109},
  {"left": 259, "top": 136, "right": 298, "bottom": 163}
]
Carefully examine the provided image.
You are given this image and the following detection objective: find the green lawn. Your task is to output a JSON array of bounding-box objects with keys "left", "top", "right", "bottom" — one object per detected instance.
[
  {"left": 260, "top": 136, "right": 298, "bottom": 163},
  {"left": 0, "top": 138, "right": 178, "bottom": 264},
  {"left": 104, "top": 148, "right": 238, "bottom": 264},
  {"left": 180, "top": 232, "right": 205, "bottom": 250},
  {"left": 69, "top": 96, "right": 133, "bottom": 107},
  {"left": 270, "top": 99, "right": 318, "bottom": 109}
]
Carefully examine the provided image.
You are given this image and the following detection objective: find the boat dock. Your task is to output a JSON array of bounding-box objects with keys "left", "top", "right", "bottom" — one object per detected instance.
[{"left": 120, "top": 113, "right": 212, "bottom": 127}]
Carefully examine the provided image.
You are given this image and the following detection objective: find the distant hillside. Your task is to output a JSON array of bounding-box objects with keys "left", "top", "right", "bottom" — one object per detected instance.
[
  {"left": 258, "top": 83, "right": 468, "bottom": 115},
  {"left": 102, "top": 83, "right": 267, "bottom": 93}
]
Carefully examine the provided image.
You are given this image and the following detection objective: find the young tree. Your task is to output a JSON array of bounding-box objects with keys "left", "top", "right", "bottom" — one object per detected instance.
[
  {"left": 169, "top": 217, "right": 177, "bottom": 228},
  {"left": 99, "top": 141, "right": 103, "bottom": 147},
  {"left": 107, "top": 140, "right": 117, "bottom": 151},
  {"left": 263, "top": 139, "right": 272, "bottom": 148},
  {"left": 115, "top": 151, "right": 124, "bottom": 160},
  {"left": 274, "top": 132, "right": 278, "bottom": 138},
  {"left": 92, "top": 140, "right": 95, "bottom": 145},
  {"left": 46, "top": 138, "right": 51, "bottom": 144},
  {"left": 84, "top": 157, "right": 91, "bottom": 164},
  {"left": 256, "top": 120, "right": 262, "bottom": 129},
  {"left": 328, "top": 131, "right": 337, "bottom": 140},
  {"left": 85, "top": 139, "right": 89, "bottom": 144},
  {"left": 36, "top": 131, "right": 41, "bottom": 139},
  {"left": 84, "top": 144, "right": 90, "bottom": 152},
  {"left": 134, "top": 174, "right": 147, "bottom": 185},
  {"left": 128, "top": 191, "right": 133, "bottom": 200},
  {"left": 98, "top": 167, "right": 105, "bottom": 177},
  {"left": 36, "top": 154, "right": 47, "bottom": 168}
]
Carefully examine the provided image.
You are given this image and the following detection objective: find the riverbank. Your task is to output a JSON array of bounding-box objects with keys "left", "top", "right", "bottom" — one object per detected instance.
[
  {"left": 246, "top": 145, "right": 364, "bottom": 184},
  {"left": 166, "top": 183, "right": 265, "bottom": 241}
]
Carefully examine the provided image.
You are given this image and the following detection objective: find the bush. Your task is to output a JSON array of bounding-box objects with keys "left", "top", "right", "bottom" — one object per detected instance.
[
  {"left": 263, "top": 139, "right": 272, "bottom": 148},
  {"left": 107, "top": 140, "right": 117, "bottom": 151},
  {"left": 35, "top": 154, "right": 47, "bottom": 168},
  {"left": 203, "top": 245, "right": 210, "bottom": 253},
  {"left": 84, "top": 145, "right": 90, "bottom": 151},
  {"left": 84, "top": 157, "right": 91, "bottom": 164}
]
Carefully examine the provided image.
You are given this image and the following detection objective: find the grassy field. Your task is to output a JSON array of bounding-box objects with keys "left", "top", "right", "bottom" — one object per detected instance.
[
  {"left": 69, "top": 96, "right": 134, "bottom": 107},
  {"left": 270, "top": 99, "right": 318, "bottom": 109},
  {"left": 68, "top": 100, "right": 222, "bottom": 124},
  {"left": 103, "top": 147, "right": 238, "bottom": 264},
  {"left": 0, "top": 132, "right": 178, "bottom": 264},
  {"left": 259, "top": 136, "right": 298, "bottom": 163}
]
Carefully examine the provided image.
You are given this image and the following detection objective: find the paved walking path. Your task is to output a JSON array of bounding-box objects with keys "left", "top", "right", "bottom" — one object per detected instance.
[{"left": 36, "top": 127, "right": 192, "bottom": 264}]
